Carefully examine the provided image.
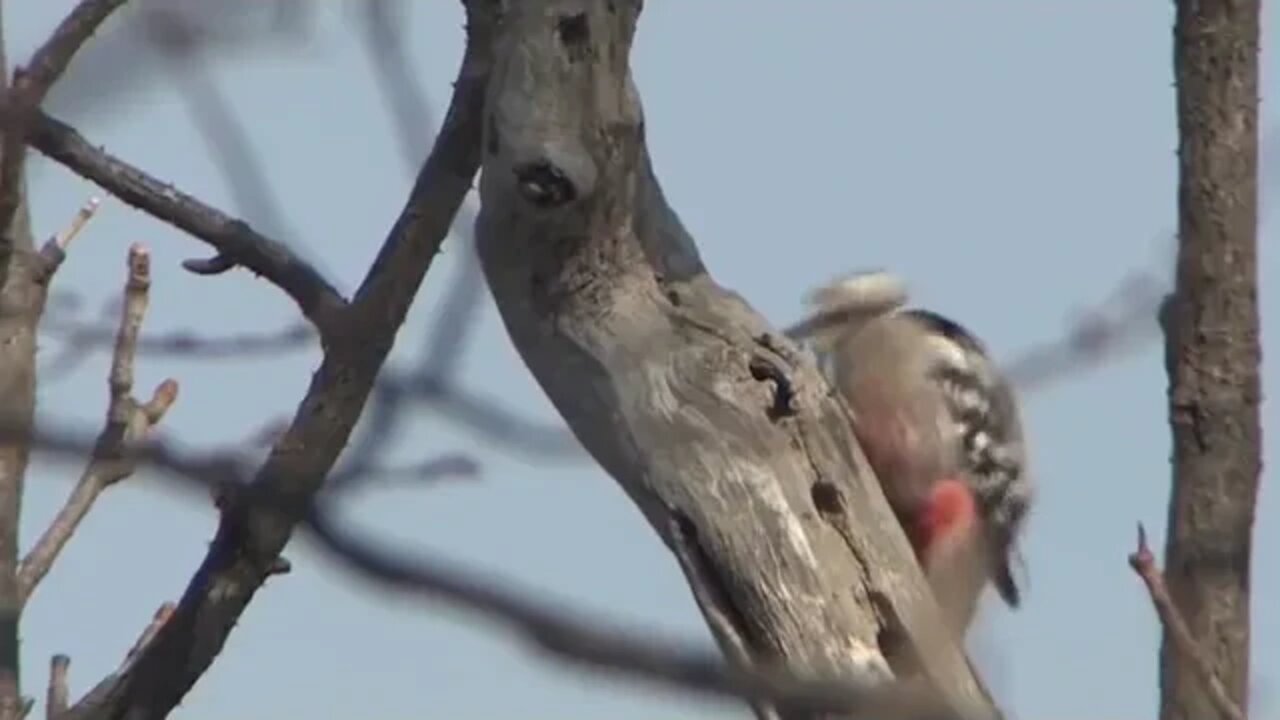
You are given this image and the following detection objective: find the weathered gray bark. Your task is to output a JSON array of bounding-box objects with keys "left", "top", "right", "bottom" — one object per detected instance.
[
  {"left": 0, "top": 1, "right": 38, "bottom": 711},
  {"left": 1160, "top": 1, "right": 1261, "bottom": 719},
  {"left": 475, "top": 2, "right": 993, "bottom": 717}
]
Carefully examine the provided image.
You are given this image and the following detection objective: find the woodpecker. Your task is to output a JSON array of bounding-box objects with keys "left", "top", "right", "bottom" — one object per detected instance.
[{"left": 785, "top": 271, "right": 1032, "bottom": 637}]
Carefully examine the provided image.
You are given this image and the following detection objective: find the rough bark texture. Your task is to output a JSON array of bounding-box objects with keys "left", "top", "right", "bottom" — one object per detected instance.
[
  {"left": 1161, "top": 1, "right": 1261, "bottom": 719},
  {"left": 475, "top": 2, "right": 993, "bottom": 717},
  {"left": 0, "top": 1, "right": 38, "bottom": 707}
]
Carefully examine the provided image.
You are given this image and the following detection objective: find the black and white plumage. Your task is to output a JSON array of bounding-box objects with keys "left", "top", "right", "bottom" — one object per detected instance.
[{"left": 787, "top": 271, "right": 1033, "bottom": 635}]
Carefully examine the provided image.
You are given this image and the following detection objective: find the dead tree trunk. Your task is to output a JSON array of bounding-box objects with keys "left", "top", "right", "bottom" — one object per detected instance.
[
  {"left": 474, "top": 2, "right": 995, "bottom": 717},
  {"left": 1161, "top": 1, "right": 1261, "bottom": 719},
  {"left": 0, "top": 2, "right": 38, "bottom": 712}
]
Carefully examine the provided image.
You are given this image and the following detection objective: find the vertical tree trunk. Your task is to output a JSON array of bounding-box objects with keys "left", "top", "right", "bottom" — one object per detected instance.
[
  {"left": 1161, "top": 1, "right": 1261, "bottom": 718},
  {"left": 0, "top": 2, "right": 38, "bottom": 709}
]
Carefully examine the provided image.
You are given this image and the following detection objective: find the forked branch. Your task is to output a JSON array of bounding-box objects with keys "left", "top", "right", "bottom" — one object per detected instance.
[
  {"left": 18, "top": 243, "right": 178, "bottom": 605},
  {"left": 23, "top": 110, "right": 345, "bottom": 333}
]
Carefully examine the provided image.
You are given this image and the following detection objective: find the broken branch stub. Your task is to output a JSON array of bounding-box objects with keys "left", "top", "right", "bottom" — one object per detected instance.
[{"left": 473, "top": 1, "right": 996, "bottom": 717}]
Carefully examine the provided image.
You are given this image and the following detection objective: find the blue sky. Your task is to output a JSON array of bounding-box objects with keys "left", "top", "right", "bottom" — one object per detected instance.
[{"left": 8, "top": 2, "right": 1279, "bottom": 719}]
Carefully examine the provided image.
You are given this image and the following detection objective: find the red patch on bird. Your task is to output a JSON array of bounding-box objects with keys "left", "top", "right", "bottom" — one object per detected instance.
[{"left": 909, "top": 478, "right": 977, "bottom": 556}]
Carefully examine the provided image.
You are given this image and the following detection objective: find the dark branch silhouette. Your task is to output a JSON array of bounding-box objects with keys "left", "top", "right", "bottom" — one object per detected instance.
[
  {"left": 0, "top": 2, "right": 1267, "bottom": 720},
  {"left": 0, "top": 0, "right": 126, "bottom": 287},
  {"left": 22, "top": 110, "right": 347, "bottom": 332},
  {"left": 10, "top": 418, "right": 965, "bottom": 720}
]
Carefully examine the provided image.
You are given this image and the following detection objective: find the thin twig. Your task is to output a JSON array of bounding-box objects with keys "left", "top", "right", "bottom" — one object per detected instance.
[
  {"left": 341, "top": 375, "right": 583, "bottom": 484},
  {"left": 1006, "top": 125, "right": 1280, "bottom": 394},
  {"left": 31, "top": 195, "right": 101, "bottom": 280},
  {"left": 301, "top": 504, "right": 953, "bottom": 719},
  {"left": 46, "top": 656, "right": 68, "bottom": 720},
  {"left": 21, "top": 110, "right": 346, "bottom": 333},
  {"left": 16, "top": 244, "right": 178, "bottom": 604},
  {"left": 12, "top": 1, "right": 129, "bottom": 93},
  {"left": 0, "top": 0, "right": 127, "bottom": 265},
  {"left": 53, "top": 197, "right": 99, "bottom": 249},
  {"left": 348, "top": 1, "right": 498, "bottom": 472},
  {"left": 69, "top": 602, "right": 176, "bottom": 714},
  {"left": 328, "top": 453, "right": 480, "bottom": 493},
  {"left": 1005, "top": 266, "right": 1167, "bottom": 391},
  {"left": 8, "top": 420, "right": 964, "bottom": 720},
  {"left": 1128, "top": 523, "right": 1246, "bottom": 720},
  {"left": 40, "top": 318, "right": 312, "bottom": 362},
  {"left": 51, "top": 4, "right": 499, "bottom": 717},
  {"left": 37, "top": 195, "right": 100, "bottom": 268},
  {"left": 145, "top": 11, "right": 302, "bottom": 252}
]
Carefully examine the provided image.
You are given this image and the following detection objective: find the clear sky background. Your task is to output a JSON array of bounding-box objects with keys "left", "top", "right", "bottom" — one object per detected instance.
[{"left": 6, "top": 2, "right": 1278, "bottom": 719}]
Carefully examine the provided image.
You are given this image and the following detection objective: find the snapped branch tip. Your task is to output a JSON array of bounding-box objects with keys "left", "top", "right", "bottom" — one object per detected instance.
[
  {"left": 143, "top": 379, "right": 180, "bottom": 424},
  {"left": 1129, "top": 522, "right": 1153, "bottom": 570},
  {"left": 54, "top": 195, "right": 102, "bottom": 250},
  {"left": 127, "top": 244, "right": 152, "bottom": 282}
]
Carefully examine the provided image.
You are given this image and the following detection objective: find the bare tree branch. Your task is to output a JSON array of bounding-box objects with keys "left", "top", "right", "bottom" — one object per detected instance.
[
  {"left": 38, "top": 318, "right": 312, "bottom": 377},
  {"left": 21, "top": 111, "right": 346, "bottom": 333},
  {"left": 381, "top": 125, "right": 1280, "bottom": 472},
  {"left": 328, "top": 453, "right": 479, "bottom": 493},
  {"left": 17, "top": 244, "right": 177, "bottom": 605},
  {"left": 134, "top": 0, "right": 311, "bottom": 56},
  {"left": 303, "top": 502, "right": 958, "bottom": 720},
  {"left": 1130, "top": 524, "right": 1245, "bottom": 720},
  {"left": 1159, "top": 1, "right": 1261, "bottom": 720},
  {"left": 358, "top": 0, "right": 436, "bottom": 165},
  {"left": 0, "top": 24, "right": 110, "bottom": 699},
  {"left": 1004, "top": 125, "right": 1277, "bottom": 395},
  {"left": 56, "top": 602, "right": 176, "bottom": 717},
  {"left": 474, "top": 3, "right": 996, "bottom": 720},
  {"left": 35, "top": 196, "right": 100, "bottom": 274},
  {"left": 140, "top": 10, "right": 302, "bottom": 251},
  {"left": 0, "top": 61, "right": 91, "bottom": 707},
  {"left": 44, "top": 0, "right": 314, "bottom": 124},
  {"left": 115, "top": 603, "right": 176, "bottom": 676},
  {"left": 337, "top": 0, "right": 582, "bottom": 474},
  {"left": 0, "top": 0, "right": 126, "bottom": 287},
  {"left": 1005, "top": 265, "right": 1166, "bottom": 391},
  {"left": 9, "top": 3, "right": 1268, "bottom": 719},
  {"left": 15, "top": 421, "right": 966, "bottom": 720},
  {"left": 160, "top": 65, "right": 292, "bottom": 243},
  {"left": 339, "top": 0, "right": 582, "bottom": 474},
  {"left": 46, "top": 656, "right": 68, "bottom": 720},
  {"left": 49, "top": 3, "right": 497, "bottom": 717}
]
